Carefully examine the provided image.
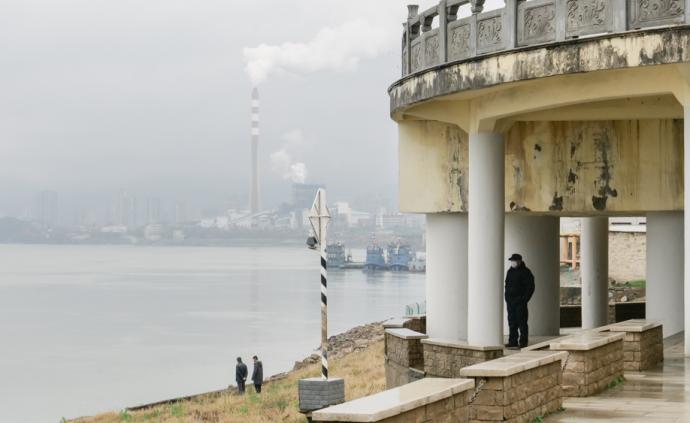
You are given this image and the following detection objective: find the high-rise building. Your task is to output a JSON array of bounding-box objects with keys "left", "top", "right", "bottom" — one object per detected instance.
[
  {"left": 114, "top": 190, "right": 137, "bottom": 229},
  {"left": 145, "top": 197, "right": 161, "bottom": 224},
  {"left": 249, "top": 87, "right": 260, "bottom": 214},
  {"left": 174, "top": 201, "right": 187, "bottom": 225},
  {"left": 34, "top": 190, "right": 59, "bottom": 227}
]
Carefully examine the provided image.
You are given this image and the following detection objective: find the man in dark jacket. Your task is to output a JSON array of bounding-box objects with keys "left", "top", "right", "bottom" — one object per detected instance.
[
  {"left": 251, "top": 355, "right": 264, "bottom": 393},
  {"left": 504, "top": 253, "right": 535, "bottom": 349},
  {"left": 235, "top": 357, "right": 248, "bottom": 394}
]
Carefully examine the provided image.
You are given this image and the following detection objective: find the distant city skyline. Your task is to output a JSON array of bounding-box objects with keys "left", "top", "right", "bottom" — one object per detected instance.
[{"left": 1, "top": 0, "right": 457, "bottom": 222}]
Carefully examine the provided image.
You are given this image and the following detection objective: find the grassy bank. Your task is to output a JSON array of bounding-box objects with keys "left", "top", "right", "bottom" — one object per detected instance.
[{"left": 72, "top": 340, "right": 385, "bottom": 423}]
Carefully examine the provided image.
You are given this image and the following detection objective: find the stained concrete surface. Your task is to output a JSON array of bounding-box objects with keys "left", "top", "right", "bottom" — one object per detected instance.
[{"left": 549, "top": 332, "right": 690, "bottom": 422}]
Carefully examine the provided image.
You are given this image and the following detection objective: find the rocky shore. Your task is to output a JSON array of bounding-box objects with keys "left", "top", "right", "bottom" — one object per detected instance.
[
  {"left": 125, "top": 320, "right": 387, "bottom": 412},
  {"left": 290, "top": 321, "right": 385, "bottom": 372}
]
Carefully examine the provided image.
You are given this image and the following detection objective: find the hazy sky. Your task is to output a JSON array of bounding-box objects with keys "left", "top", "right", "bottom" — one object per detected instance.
[{"left": 0, "top": 0, "right": 499, "bottom": 218}]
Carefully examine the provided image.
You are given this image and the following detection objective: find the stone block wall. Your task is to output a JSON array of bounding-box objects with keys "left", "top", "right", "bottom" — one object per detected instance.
[
  {"left": 424, "top": 343, "right": 503, "bottom": 378},
  {"left": 384, "top": 331, "right": 426, "bottom": 388},
  {"left": 298, "top": 378, "right": 345, "bottom": 413},
  {"left": 623, "top": 326, "right": 663, "bottom": 371},
  {"left": 385, "top": 360, "right": 425, "bottom": 389},
  {"left": 609, "top": 232, "right": 646, "bottom": 283},
  {"left": 315, "top": 390, "right": 470, "bottom": 423},
  {"left": 403, "top": 315, "right": 427, "bottom": 334},
  {"left": 561, "top": 340, "right": 624, "bottom": 397},
  {"left": 385, "top": 332, "right": 424, "bottom": 370},
  {"left": 467, "top": 361, "right": 562, "bottom": 423}
]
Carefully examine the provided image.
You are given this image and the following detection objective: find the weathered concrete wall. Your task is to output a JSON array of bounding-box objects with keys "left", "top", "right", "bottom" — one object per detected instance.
[
  {"left": 399, "top": 120, "right": 468, "bottom": 213},
  {"left": 505, "top": 120, "right": 683, "bottom": 214},
  {"left": 400, "top": 119, "right": 683, "bottom": 215},
  {"left": 390, "top": 26, "right": 690, "bottom": 116}
]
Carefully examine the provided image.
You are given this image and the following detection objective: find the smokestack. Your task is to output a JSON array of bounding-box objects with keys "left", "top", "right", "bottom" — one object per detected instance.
[{"left": 250, "top": 87, "right": 260, "bottom": 214}]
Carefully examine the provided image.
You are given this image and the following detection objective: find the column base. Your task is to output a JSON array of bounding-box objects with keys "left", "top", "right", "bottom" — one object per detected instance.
[
  {"left": 422, "top": 338, "right": 503, "bottom": 378},
  {"left": 298, "top": 378, "right": 345, "bottom": 413}
]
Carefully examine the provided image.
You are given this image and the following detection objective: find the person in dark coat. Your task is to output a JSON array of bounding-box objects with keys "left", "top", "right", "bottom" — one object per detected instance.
[
  {"left": 504, "top": 253, "right": 535, "bottom": 349},
  {"left": 235, "top": 357, "right": 248, "bottom": 394},
  {"left": 251, "top": 355, "right": 264, "bottom": 393}
]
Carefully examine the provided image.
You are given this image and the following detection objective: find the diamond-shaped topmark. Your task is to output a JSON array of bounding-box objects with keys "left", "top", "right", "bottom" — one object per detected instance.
[{"left": 308, "top": 188, "right": 330, "bottom": 245}]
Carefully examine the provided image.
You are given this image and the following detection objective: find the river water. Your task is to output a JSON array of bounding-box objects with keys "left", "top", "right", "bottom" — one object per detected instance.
[{"left": 0, "top": 244, "right": 425, "bottom": 422}]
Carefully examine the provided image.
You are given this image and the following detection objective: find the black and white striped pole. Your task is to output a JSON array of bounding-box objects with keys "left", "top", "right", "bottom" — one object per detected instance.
[
  {"left": 308, "top": 188, "right": 331, "bottom": 380},
  {"left": 298, "top": 189, "right": 344, "bottom": 414}
]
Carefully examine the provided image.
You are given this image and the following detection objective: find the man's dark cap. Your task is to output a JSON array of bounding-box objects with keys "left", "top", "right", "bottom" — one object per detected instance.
[{"left": 508, "top": 253, "right": 523, "bottom": 261}]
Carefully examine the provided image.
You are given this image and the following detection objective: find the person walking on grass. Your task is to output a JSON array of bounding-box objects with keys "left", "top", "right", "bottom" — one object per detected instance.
[
  {"left": 504, "top": 253, "right": 535, "bottom": 349},
  {"left": 235, "top": 357, "right": 248, "bottom": 394},
  {"left": 251, "top": 355, "right": 264, "bottom": 394}
]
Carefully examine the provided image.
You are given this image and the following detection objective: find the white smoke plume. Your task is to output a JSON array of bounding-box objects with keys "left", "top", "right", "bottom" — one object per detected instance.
[
  {"left": 270, "top": 130, "right": 308, "bottom": 183},
  {"left": 243, "top": 19, "right": 398, "bottom": 85}
]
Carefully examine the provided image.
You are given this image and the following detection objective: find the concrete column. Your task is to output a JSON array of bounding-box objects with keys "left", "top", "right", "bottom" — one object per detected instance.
[
  {"left": 580, "top": 217, "right": 609, "bottom": 329},
  {"left": 685, "top": 106, "right": 690, "bottom": 355},
  {"left": 467, "top": 132, "right": 505, "bottom": 346},
  {"left": 425, "top": 213, "right": 468, "bottom": 340},
  {"left": 504, "top": 215, "right": 560, "bottom": 336},
  {"left": 647, "top": 212, "right": 683, "bottom": 337}
]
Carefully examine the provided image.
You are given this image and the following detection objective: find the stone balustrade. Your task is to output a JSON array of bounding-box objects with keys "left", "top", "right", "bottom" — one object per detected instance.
[
  {"left": 312, "top": 378, "right": 475, "bottom": 423},
  {"left": 606, "top": 319, "right": 664, "bottom": 371},
  {"left": 384, "top": 328, "right": 428, "bottom": 388},
  {"left": 549, "top": 331, "right": 624, "bottom": 397},
  {"left": 401, "top": 0, "right": 690, "bottom": 76},
  {"left": 459, "top": 350, "right": 566, "bottom": 423},
  {"left": 422, "top": 338, "right": 504, "bottom": 378}
]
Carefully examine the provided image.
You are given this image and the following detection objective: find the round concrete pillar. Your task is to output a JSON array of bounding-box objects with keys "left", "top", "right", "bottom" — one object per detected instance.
[
  {"left": 581, "top": 217, "right": 609, "bottom": 329},
  {"left": 504, "top": 215, "right": 560, "bottom": 336},
  {"left": 647, "top": 212, "right": 683, "bottom": 337},
  {"left": 425, "top": 213, "right": 468, "bottom": 340},
  {"left": 467, "top": 132, "right": 505, "bottom": 346},
  {"left": 684, "top": 106, "right": 690, "bottom": 356}
]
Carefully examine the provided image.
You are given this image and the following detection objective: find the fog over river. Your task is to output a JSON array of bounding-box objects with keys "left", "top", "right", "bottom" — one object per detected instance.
[{"left": 0, "top": 244, "right": 425, "bottom": 423}]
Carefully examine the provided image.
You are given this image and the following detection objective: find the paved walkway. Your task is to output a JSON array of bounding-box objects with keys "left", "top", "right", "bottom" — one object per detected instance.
[{"left": 549, "top": 333, "right": 690, "bottom": 422}]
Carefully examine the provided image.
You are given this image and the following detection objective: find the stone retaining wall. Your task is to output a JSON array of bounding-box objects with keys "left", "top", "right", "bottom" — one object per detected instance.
[
  {"left": 384, "top": 329, "right": 427, "bottom": 389},
  {"left": 385, "top": 360, "right": 425, "bottom": 389},
  {"left": 561, "top": 340, "right": 624, "bottom": 397},
  {"left": 390, "top": 390, "right": 469, "bottom": 423},
  {"left": 385, "top": 332, "right": 424, "bottom": 370},
  {"left": 467, "top": 361, "right": 562, "bottom": 423},
  {"left": 403, "top": 315, "right": 426, "bottom": 334},
  {"left": 622, "top": 326, "right": 663, "bottom": 371},
  {"left": 424, "top": 341, "right": 503, "bottom": 378}
]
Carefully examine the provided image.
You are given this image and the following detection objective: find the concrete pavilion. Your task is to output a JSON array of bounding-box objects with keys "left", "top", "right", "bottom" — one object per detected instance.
[{"left": 389, "top": 0, "right": 690, "bottom": 353}]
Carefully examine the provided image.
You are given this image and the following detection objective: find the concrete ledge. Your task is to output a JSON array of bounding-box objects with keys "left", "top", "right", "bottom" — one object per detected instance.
[
  {"left": 382, "top": 318, "right": 410, "bottom": 329},
  {"left": 385, "top": 328, "right": 427, "bottom": 340},
  {"left": 549, "top": 331, "right": 625, "bottom": 351},
  {"left": 607, "top": 319, "right": 662, "bottom": 333},
  {"left": 312, "top": 378, "right": 474, "bottom": 422},
  {"left": 459, "top": 350, "right": 567, "bottom": 378}
]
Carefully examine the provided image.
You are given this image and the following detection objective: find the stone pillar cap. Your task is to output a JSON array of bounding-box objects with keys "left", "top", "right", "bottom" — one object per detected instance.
[
  {"left": 312, "top": 378, "right": 473, "bottom": 422},
  {"left": 459, "top": 350, "right": 567, "bottom": 377}
]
